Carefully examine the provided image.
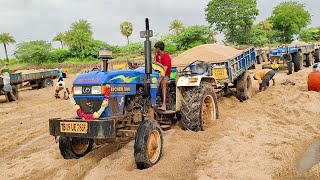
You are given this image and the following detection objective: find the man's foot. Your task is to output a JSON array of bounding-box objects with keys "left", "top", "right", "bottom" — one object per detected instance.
[{"left": 158, "top": 105, "right": 166, "bottom": 111}]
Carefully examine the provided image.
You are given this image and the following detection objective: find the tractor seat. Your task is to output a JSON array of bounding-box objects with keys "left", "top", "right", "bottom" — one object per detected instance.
[{"left": 191, "top": 62, "right": 209, "bottom": 75}]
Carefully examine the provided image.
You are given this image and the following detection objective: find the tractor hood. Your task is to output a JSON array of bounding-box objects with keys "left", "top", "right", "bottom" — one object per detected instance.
[{"left": 73, "top": 67, "right": 159, "bottom": 85}]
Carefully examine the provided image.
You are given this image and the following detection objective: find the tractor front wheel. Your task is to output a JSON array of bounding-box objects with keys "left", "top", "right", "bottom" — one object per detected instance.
[
  {"left": 134, "top": 120, "right": 163, "bottom": 170},
  {"left": 59, "top": 137, "right": 94, "bottom": 159}
]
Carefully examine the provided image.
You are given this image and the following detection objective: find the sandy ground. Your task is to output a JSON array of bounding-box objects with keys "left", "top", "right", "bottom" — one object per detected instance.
[{"left": 1, "top": 66, "right": 320, "bottom": 180}]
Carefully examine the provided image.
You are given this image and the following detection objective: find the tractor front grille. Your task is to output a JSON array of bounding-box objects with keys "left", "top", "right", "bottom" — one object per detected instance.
[{"left": 75, "top": 98, "right": 103, "bottom": 114}]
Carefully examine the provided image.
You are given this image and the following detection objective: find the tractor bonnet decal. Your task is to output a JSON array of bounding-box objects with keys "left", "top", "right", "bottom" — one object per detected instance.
[
  {"left": 77, "top": 78, "right": 101, "bottom": 83},
  {"left": 110, "top": 75, "right": 140, "bottom": 83}
]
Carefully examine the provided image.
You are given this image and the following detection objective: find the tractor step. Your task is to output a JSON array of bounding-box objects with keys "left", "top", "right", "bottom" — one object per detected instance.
[
  {"left": 157, "top": 110, "right": 176, "bottom": 115},
  {"left": 160, "top": 125, "right": 171, "bottom": 129}
]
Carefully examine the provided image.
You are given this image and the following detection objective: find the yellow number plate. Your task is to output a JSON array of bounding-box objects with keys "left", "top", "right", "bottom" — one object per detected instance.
[
  {"left": 213, "top": 68, "right": 228, "bottom": 79},
  {"left": 60, "top": 122, "right": 88, "bottom": 133}
]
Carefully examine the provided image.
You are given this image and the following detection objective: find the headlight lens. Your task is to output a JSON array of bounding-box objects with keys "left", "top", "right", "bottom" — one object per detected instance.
[
  {"left": 92, "top": 86, "right": 102, "bottom": 94},
  {"left": 74, "top": 86, "right": 82, "bottom": 95}
]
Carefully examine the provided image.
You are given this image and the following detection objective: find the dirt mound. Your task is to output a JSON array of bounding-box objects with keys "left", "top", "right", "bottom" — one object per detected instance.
[{"left": 172, "top": 44, "right": 242, "bottom": 67}]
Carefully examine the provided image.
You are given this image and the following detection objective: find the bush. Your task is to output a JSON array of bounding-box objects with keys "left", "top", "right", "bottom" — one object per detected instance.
[
  {"left": 119, "top": 42, "right": 144, "bottom": 54},
  {"left": 50, "top": 48, "right": 70, "bottom": 63},
  {"left": 14, "top": 40, "right": 52, "bottom": 64}
]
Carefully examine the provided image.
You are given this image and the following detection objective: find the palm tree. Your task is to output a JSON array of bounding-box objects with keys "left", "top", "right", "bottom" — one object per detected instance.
[
  {"left": 0, "top": 33, "right": 16, "bottom": 62},
  {"left": 71, "top": 19, "right": 93, "bottom": 35},
  {"left": 260, "top": 20, "right": 273, "bottom": 34},
  {"left": 64, "top": 19, "right": 93, "bottom": 51},
  {"left": 169, "top": 20, "right": 185, "bottom": 35},
  {"left": 53, "top": 32, "right": 65, "bottom": 48},
  {"left": 207, "top": 29, "right": 217, "bottom": 43},
  {"left": 120, "top": 21, "right": 133, "bottom": 45}
]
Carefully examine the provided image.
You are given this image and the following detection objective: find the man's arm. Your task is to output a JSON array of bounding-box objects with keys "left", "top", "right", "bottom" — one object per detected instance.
[{"left": 254, "top": 74, "right": 262, "bottom": 84}]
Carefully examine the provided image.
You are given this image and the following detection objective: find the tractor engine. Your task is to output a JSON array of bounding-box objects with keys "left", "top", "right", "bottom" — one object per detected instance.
[{"left": 125, "top": 85, "right": 151, "bottom": 124}]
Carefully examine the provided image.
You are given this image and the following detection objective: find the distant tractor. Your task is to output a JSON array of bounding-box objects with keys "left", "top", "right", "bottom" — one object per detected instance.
[
  {"left": 263, "top": 42, "right": 315, "bottom": 74},
  {"left": 49, "top": 19, "right": 257, "bottom": 169}
]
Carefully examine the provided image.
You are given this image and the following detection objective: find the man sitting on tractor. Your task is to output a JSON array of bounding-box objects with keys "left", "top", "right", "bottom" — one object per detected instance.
[
  {"left": 154, "top": 41, "right": 172, "bottom": 111},
  {"left": 254, "top": 64, "right": 278, "bottom": 91}
]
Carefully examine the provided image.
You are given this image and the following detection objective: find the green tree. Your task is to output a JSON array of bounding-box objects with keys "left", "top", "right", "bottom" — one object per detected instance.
[
  {"left": 71, "top": 19, "right": 93, "bottom": 35},
  {"left": 53, "top": 32, "right": 65, "bottom": 48},
  {"left": 299, "top": 27, "right": 320, "bottom": 42},
  {"left": 258, "top": 19, "right": 273, "bottom": 43},
  {"left": 0, "top": 33, "right": 16, "bottom": 62},
  {"left": 120, "top": 21, "right": 133, "bottom": 45},
  {"left": 271, "top": 1, "right": 311, "bottom": 43},
  {"left": 169, "top": 20, "right": 185, "bottom": 35},
  {"left": 64, "top": 19, "right": 93, "bottom": 57},
  {"left": 175, "top": 25, "right": 215, "bottom": 50},
  {"left": 14, "top": 40, "right": 52, "bottom": 64},
  {"left": 205, "top": 0, "right": 258, "bottom": 44},
  {"left": 248, "top": 25, "right": 268, "bottom": 46}
]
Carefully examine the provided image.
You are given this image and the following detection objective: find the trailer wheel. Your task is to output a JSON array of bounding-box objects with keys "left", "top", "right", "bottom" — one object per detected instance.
[
  {"left": 257, "top": 55, "right": 261, "bottom": 64},
  {"left": 305, "top": 53, "right": 312, "bottom": 67},
  {"left": 292, "top": 52, "right": 300, "bottom": 72},
  {"left": 62, "top": 72, "right": 67, "bottom": 78},
  {"left": 181, "top": 85, "right": 218, "bottom": 131},
  {"left": 42, "top": 78, "right": 53, "bottom": 88},
  {"left": 8, "top": 86, "right": 19, "bottom": 102},
  {"left": 59, "top": 137, "right": 94, "bottom": 159},
  {"left": 134, "top": 120, "right": 163, "bottom": 170},
  {"left": 236, "top": 72, "right": 252, "bottom": 100},
  {"left": 315, "top": 49, "right": 320, "bottom": 63},
  {"left": 287, "top": 62, "right": 293, "bottom": 75}
]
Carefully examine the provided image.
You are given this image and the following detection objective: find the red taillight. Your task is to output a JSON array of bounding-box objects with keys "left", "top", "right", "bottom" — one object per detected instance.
[{"left": 71, "top": 86, "right": 74, "bottom": 93}]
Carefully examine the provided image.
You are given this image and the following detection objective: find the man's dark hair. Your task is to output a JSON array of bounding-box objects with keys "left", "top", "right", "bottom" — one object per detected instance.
[{"left": 154, "top": 41, "right": 165, "bottom": 51}]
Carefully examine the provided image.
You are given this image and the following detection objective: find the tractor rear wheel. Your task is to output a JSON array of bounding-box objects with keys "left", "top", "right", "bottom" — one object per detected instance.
[
  {"left": 315, "top": 49, "right": 320, "bottom": 63},
  {"left": 236, "top": 72, "right": 252, "bottom": 100},
  {"left": 59, "top": 137, "right": 94, "bottom": 159},
  {"left": 181, "top": 84, "right": 218, "bottom": 131},
  {"left": 134, "top": 120, "right": 163, "bottom": 170},
  {"left": 306, "top": 53, "right": 312, "bottom": 67},
  {"left": 292, "top": 53, "right": 300, "bottom": 72}
]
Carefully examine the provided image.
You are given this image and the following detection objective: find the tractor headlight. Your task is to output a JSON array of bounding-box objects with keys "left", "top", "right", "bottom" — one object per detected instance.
[
  {"left": 92, "top": 86, "right": 102, "bottom": 94},
  {"left": 74, "top": 86, "right": 82, "bottom": 95}
]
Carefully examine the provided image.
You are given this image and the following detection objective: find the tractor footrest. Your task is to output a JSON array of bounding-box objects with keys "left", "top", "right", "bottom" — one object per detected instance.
[
  {"left": 157, "top": 110, "right": 176, "bottom": 115},
  {"left": 160, "top": 125, "right": 171, "bottom": 129}
]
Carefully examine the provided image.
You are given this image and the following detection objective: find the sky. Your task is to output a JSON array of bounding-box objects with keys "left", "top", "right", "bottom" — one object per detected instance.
[{"left": 0, "top": 0, "right": 319, "bottom": 59}]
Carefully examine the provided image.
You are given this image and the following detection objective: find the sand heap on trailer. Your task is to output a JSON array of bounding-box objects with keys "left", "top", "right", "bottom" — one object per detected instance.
[
  {"left": 289, "top": 41, "right": 310, "bottom": 47},
  {"left": 172, "top": 44, "right": 242, "bottom": 67}
]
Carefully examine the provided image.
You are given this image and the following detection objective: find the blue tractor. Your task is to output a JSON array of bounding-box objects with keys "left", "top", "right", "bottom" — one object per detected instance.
[
  {"left": 262, "top": 43, "right": 315, "bottom": 74},
  {"left": 49, "top": 19, "right": 219, "bottom": 169},
  {"left": 49, "top": 19, "right": 258, "bottom": 169}
]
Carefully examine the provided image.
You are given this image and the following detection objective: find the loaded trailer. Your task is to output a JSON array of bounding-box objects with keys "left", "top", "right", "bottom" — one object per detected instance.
[
  {"left": 262, "top": 42, "right": 315, "bottom": 74},
  {"left": 0, "top": 69, "right": 59, "bottom": 102}
]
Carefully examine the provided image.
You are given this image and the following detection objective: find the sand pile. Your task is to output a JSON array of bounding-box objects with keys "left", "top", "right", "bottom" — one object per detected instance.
[
  {"left": 289, "top": 41, "right": 310, "bottom": 47},
  {"left": 172, "top": 44, "right": 242, "bottom": 67}
]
